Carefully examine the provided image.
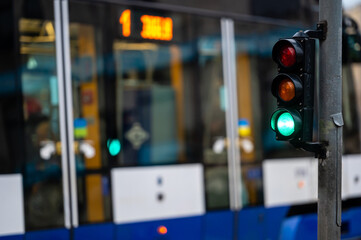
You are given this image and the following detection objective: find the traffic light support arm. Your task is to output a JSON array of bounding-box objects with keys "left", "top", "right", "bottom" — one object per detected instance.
[
  {"left": 290, "top": 140, "right": 328, "bottom": 159},
  {"left": 291, "top": 21, "right": 328, "bottom": 158},
  {"left": 304, "top": 21, "right": 328, "bottom": 41}
]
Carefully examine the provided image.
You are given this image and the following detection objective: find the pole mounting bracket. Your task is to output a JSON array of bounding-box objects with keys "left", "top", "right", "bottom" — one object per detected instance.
[
  {"left": 304, "top": 21, "right": 327, "bottom": 41},
  {"left": 290, "top": 140, "right": 328, "bottom": 159}
]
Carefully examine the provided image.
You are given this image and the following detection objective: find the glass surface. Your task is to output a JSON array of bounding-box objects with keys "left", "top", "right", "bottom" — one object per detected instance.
[
  {"left": 234, "top": 22, "right": 313, "bottom": 206},
  {"left": 341, "top": 11, "right": 361, "bottom": 154},
  {"left": 0, "top": 2, "right": 22, "bottom": 174},
  {"left": 16, "top": 0, "right": 64, "bottom": 230},
  {"left": 278, "top": 79, "right": 295, "bottom": 101},
  {"left": 277, "top": 112, "right": 295, "bottom": 136},
  {"left": 68, "top": 2, "right": 229, "bottom": 220},
  {"left": 342, "top": 64, "right": 361, "bottom": 154},
  {"left": 234, "top": 19, "right": 361, "bottom": 207},
  {"left": 279, "top": 45, "right": 296, "bottom": 67},
  {"left": 235, "top": 23, "right": 315, "bottom": 160}
]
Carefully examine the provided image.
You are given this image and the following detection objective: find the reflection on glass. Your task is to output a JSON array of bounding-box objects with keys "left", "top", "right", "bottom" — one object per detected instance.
[
  {"left": 342, "top": 65, "right": 361, "bottom": 154},
  {"left": 19, "top": 17, "right": 64, "bottom": 229},
  {"left": 69, "top": 2, "right": 229, "bottom": 215},
  {"left": 234, "top": 24, "right": 307, "bottom": 206}
]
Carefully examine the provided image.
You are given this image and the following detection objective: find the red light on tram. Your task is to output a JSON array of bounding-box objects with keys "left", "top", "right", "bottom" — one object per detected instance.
[
  {"left": 298, "top": 180, "right": 305, "bottom": 189},
  {"left": 157, "top": 226, "right": 168, "bottom": 235},
  {"left": 279, "top": 44, "right": 296, "bottom": 67},
  {"left": 278, "top": 78, "right": 296, "bottom": 102}
]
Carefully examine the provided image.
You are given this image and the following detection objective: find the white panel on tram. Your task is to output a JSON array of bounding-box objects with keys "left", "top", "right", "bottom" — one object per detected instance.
[
  {"left": 309, "top": 157, "right": 348, "bottom": 200},
  {"left": 111, "top": 164, "right": 205, "bottom": 224},
  {"left": 263, "top": 158, "right": 316, "bottom": 207},
  {"left": 0, "top": 174, "right": 24, "bottom": 236},
  {"left": 342, "top": 156, "right": 348, "bottom": 199},
  {"left": 343, "top": 154, "right": 361, "bottom": 199},
  {"left": 264, "top": 156, "right": 354, "bottom": 207},
  {"left": 309, "top": 158, "right": 318, "bottom": 200}
]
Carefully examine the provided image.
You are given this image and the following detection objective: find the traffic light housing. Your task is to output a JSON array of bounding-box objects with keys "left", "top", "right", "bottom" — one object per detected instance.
[{"left": 270, "top": 32, "right": 315, "bottom": 142}]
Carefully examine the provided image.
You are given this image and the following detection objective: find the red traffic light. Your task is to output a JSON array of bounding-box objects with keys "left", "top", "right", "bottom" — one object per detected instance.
[
  {"left": 272, "top": 39, "right": 303, "bottom": 69},
  {"left": 279, "top": 44, "right": 296, "bottom": 67}
]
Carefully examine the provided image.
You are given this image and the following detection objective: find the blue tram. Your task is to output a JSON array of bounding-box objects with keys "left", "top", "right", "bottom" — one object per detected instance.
[{"left": 1, "top": 0, "right": 361, "bottom": 239}]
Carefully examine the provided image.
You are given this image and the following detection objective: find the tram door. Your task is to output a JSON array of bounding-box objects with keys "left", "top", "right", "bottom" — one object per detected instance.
[
  {"left": 63, "top": 1, "right": 232, "bottom": 239},
  {"left": 1, "top": 0, "right": 235, "bottom": 239},
  {"left": 0, "top": 1, "right": 70, "bottom": 238}
]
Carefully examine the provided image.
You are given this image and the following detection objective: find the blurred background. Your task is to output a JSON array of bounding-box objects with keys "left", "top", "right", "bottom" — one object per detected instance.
[{"left": 0, "top": 0, "right": 361, "bottom": 239}]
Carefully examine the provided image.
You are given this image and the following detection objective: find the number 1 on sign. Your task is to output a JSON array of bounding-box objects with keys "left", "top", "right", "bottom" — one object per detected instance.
[{"left": 119, "top": 9, "right": 131, "bottom": 37}]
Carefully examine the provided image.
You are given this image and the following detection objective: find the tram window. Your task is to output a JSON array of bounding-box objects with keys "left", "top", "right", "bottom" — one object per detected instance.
[
  {"left": 11, "top": 0, "right": 65, "bottom": 231},
  {"left": 342, "top": 64, "right": 361, "bottom": 154},
  {"left": 342, "top": 11, "right": 361, "bottom": 154},
  {"left": 20, "top": 18, "right": 64, "bottom": 229},
  {"left": 69, "top": 3, "right": 228, "bottom": 167},
  {"left": 0, "top": 1, "right": 20, "bottom": 174},
  {"left": 234, "top": 23, "right": 316, "bottom": 206},
  {"left": 68, "top": 2, "right": 229, "bottom": 219},
  {"left": 235, "top": 24, "right": 313, "bottom": 161},
  {"left": 233, "top": 21, "right": 361, "bottom": 208}
]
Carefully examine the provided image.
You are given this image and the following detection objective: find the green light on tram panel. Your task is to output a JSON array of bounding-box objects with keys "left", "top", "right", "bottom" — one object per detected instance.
[
  {"left": 107, "top": 139, "right": 121, "bottom": 156},
  {"left": 277, "top": 112, "right": 295, "bottom": 136}
]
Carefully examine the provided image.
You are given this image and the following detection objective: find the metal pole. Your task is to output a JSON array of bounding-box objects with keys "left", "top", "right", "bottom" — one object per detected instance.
[
  {"left": 221, "top": 18, "right": 243, "bottom": 211},
  {"left": 318, "top": 0, "right": 343, "bottom": 239},
  {"left": 54, "top": 0, "right": 71, "bottom": 229}
]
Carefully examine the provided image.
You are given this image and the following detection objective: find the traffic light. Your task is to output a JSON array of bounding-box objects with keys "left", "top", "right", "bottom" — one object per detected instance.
[{"left": 270, "top": 32, "right": 315, "bottom": 142}]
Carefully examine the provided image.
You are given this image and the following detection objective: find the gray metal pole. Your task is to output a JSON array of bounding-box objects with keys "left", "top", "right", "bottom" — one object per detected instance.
[{"left": 318, "top": 0, "right": 343, "bottom": 239}]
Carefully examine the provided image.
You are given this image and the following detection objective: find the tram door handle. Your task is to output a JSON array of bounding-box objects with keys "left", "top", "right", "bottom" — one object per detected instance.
[{"left": 39, "top": 140, "right": 95, "bottom": 160}]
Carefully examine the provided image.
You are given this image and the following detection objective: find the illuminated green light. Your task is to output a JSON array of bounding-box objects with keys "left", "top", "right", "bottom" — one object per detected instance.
[
  {"left": 277, "top": 112, "right": 295, "bottom": 136},
  {"left": 107, "top": 139, "right": 121, "bottom": 156}
]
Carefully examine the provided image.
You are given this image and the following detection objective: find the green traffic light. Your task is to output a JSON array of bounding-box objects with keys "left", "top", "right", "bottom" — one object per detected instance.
[
  {"left": 277, "top": 112, "right": 295, "bottom": 136},
  {"left": 107, "top": 139, "right": 121, "bottom": 156}
]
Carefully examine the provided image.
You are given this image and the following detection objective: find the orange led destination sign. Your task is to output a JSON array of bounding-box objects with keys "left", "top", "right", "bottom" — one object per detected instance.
[
  {"left": 119, "top": 10, "right": 173, "bottom": 41},
  {"left": 119, "top": 9, "right": 131, "bottom": 37},
  {"left": 140, "top": 15, "right": 173, "bottom": 41}
]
